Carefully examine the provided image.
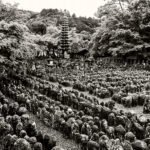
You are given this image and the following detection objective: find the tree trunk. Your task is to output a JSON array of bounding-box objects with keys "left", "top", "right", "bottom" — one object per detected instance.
[{"left": 118, "top": 0, "right": 124, "bottom": 13}]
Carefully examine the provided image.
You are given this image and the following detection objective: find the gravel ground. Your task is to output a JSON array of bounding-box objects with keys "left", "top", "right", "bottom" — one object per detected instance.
[{"left": 49, "top": 81, "right": 150, "bottom": 117}]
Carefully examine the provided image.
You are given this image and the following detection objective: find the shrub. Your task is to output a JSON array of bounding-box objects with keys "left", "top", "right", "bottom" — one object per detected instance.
[
  {"left": 28, "top": 21, "right": 46, "bottom": 35},
  {"left": 49, "top": 76, "right": 57, "bottom": 82}
]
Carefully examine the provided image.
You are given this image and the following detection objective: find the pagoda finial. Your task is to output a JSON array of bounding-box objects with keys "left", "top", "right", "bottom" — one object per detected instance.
[{"left": 64, "top": 9, "right": 68, "bottom": 17}]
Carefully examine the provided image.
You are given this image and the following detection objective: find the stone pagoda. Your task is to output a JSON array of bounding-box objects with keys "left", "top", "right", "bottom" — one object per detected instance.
[{"left": 61, "top": 11, "right": 70, "bottom": 58}]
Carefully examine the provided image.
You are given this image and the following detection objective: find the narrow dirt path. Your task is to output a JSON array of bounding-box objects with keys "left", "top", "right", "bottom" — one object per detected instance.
[{"left": 29, "top": 113, "right": 80, "bottom": 150}]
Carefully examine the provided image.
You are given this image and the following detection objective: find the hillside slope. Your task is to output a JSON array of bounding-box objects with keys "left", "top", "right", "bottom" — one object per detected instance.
[{"left": 0, "top": 1, "right": 99, "bottom": 61}]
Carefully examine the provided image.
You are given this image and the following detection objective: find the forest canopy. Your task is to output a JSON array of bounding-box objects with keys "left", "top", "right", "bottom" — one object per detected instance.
[{"left": 90, "top": 0, "right": 150, "bottom": 58}]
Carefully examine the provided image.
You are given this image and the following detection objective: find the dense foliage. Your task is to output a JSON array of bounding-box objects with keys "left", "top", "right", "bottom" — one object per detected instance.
[{"left": 90, "top": 0, "right": 150, "bottom": 58}]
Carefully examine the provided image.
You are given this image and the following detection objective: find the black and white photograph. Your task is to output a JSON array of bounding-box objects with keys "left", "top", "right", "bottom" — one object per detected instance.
[{"left": 0, "top": 0, "right": 150, "bottom": 149}]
